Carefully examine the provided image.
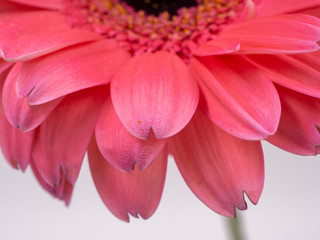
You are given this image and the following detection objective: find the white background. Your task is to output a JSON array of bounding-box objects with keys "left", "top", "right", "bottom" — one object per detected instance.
[{"left": 0, "top": 142, "right": 319, "bottom": 240}]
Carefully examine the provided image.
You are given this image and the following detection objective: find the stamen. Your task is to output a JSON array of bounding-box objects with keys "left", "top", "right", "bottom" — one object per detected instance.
[{"left": 65, "top": 0, "right": 245, "bottom": 59}]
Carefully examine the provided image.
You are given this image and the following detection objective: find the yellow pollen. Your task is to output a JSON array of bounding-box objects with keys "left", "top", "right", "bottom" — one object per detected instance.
[
  {"left": 116, "top": 4, "right": 126, "bottom": 15},
  {"left": 104, "top": 0, "right": 113, "bottom": 10},
  {"left": 71, "top": 0, "right": 246, "bottom": 58}
]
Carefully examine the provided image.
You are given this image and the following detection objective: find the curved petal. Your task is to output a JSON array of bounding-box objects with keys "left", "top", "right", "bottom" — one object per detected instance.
[
  {"left": 111, "top": 51, "right": 199, "bottom": 140},
  {"left": 17, "top": 40, "right": 130, "bottom": 104},
  {"left": 218, "top": 14, "right": 320, "bottom": 54},
  {"left": 244, "top": 51, "right": 320, "bottom": 98},
  {"left": 32, "top": 86, "right": 106, "bottom": 187},
  {"left": 0, "top": 11, "right": 101, "bottom": 61},
  {"left": 254, "top": 0, "right": 320, "bottom": 18},
  {"left": 9, "top": 0, "right": 64, "bottom": 10},
  {"left": 2, "top": 63, "right": 62, "bottom": 131},
  {"left": 170, "top": 110, "right": 264, "bottom": 217},
  {"left": 0, "top": 107, "right": 34, "bottom": 172},
  {"left": 267, "top": 86, "right": 320, "bottom": 156},
  {"left": 88, "top": 137, "right": 168, "bottom": 222},
  {"left": 190, "top": 56, "right": 280, "bottom": 140},
  {"left": 30, "top": 159, "right": 73, "bottom": 205},
  {"left": 95, "top": 98, "right": 168, "bottom": 172}
]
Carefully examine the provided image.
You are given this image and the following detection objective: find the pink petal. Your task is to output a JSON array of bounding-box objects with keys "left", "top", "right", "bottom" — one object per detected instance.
[
  {"left": 267, "top": 86, "right": 320, "bottom": 156},
  {"left": 193, "top": 39, "right": 240, "bottom": 56},
  {"left": 297, "top": 6, "right": 320, "bottom": 17},
  {"left": 218, "top": 14, "right": 320, "bottom": 54},
  {"left": 30, "top": 160, "right": 73, "bottom": 205},
  {"left": 0, "top": 1, "right": 31, "bottom": 11},
  {"left": 0, "top": 109, "right": 34, "bottom": 172},
  {"left": 169, "top": 110, "right": 264, "bottom": 217},
  {"left": 32, "top": 86, "right": 106, "bottom": 187},
  {"left": 17, "top": 40, "right": 130, "bottom": 104},
  {"left": 9, "top": 0, "right": 64, "bottom": 10},
  {"left": 0, "top": 60, "right": 13, "bottom": 75},
  {"left": 88, "top": 137, "right": 168, "bottom": 222},
  {"left": 254, "top": 0, "right": 320, "bottom": 18},
  {"left": 244, "top": 51, "right": 320, "bottom": 98},
  {"left": 0, "top": 11, "right": 101, "bottom": 61},
  {"left": 95, "top": 98, "right": 168, "bottom": 172},
  {"left": 190, "top": 56, "right": 280, "bottom": 140},
  {"left": 111, "top": 51, "right": 199, "bottom": 140},
  {"left": 2, "top": 63, "right": 62, "bottom": 131},
  {"left": 0, "top": 64, "right": 34, "bottom": 171}
]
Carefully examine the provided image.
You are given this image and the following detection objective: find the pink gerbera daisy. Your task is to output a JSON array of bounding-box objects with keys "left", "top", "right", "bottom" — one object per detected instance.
[{"left": 0, "top": 0, "right": 320, "bottom": 222}]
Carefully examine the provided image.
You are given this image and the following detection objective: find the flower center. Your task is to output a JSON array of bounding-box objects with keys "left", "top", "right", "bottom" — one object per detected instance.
[
  {"left": 66, "top": 0, "right": 246, "bottom": 59},
  {"left": 124, "top": 0, "right": 198, "bottom": 16}
]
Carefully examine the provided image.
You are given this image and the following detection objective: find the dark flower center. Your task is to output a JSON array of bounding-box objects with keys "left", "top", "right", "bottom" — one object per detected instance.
[{"left": 124, "top": 0, "right": 198, "bottom": 15}]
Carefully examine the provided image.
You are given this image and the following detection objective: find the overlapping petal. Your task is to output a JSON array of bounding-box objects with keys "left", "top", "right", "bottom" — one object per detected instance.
[
  {"left": 32, "top": 87, "right": 106, "bottom": 187},
  {"left": 170, "top": 110, "right": 264, "bottom": 217},
  {"left": 267, "top": 86, "right": 320, "bottom": 155},
  {"left": 0, "top": 11, "right": 101, "bottom": 61},
  {"left": 245, "top": 51, "right": 320, "bottom": 97},
  {"left": 254, "top": 0, "right": 320, "bottom": 18},
  {"left": 2, "top": 63, "right": 62, "bottom": 131},
  {"left": 89, "top": 137, "right": 168, "bottom": 222},
  {"left": 0, "top": 107, "right": 34, "bottom": 171},
  {"left": 30, "top": 159, "right": 73, "bottom": 205},
  {"left": 193, "top": 39, "right": 240, "bottom": 56},
  {"left": 0, "top": 60, "right": 13, "bottom": 76},
  {"left": 9, "top": 0, "right": 64, "bottom": 10},
  {"left": 95, "top": 98, "right": 168, "bottom": 172},
  {"left": 111, "top": 51, "right": 199, "bottom": 140},
  {"left": 17, "top": 40, "right": 130, "bottom": 104},
  {"left": 190, "top": 55, "right": 280, "bottom": 140},
  {"left": 0, "top": 1, "right": 30, "bottom": 11},
  {"left": 218, "top": 14, "right": 320, "bottom": 54}
]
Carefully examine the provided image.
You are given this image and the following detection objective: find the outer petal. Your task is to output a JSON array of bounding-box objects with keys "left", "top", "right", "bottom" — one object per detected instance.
[
  {"left": 170, "top": 110, "right": 264, "bottom": 217},
  {"left": 0, "top": 11, "right": 101, "bottom": 61},
  {"left": 244, "top": 51, "right": 320, "bottom": 98},
  {"left": 254, "top": 0, "right": 320, "bottom": 18},
  {"left": 88, "top": 137, "right": 168, "bottom": 222},
  {"left": 32, "top": 86, "right": 107, "bottom": 187},
  {"left": 95, "top": 98, "right": 168, "bottom": 172},
  {"left": 2, "top": 63, "right": 62, "bottom": 131},
  {"left": 267, "top": 86, "right": 320, "bottom": 156},
  {"left": 9, "top": 0, "right": 64, "bottom": 10},
  {"left": 111, "top": 51, "right": 199, "bottom": 140},
  {"left": 30, "top": 160, "right": 73, "bottom": 205},
  {"left": 190, "top": 56, "right": 280, "bottom": 140},
  {"left": 0, "top": 63, "right": 34, "bottom": 171},
  {"left": 17, "top": 40, "right": 130, "bottom": 104},
  {"left": 0, "top": 106, "right": 34, "bottom": 171},
  {"left": 218, "top": 14, "right": 320, "bottom": 54}
]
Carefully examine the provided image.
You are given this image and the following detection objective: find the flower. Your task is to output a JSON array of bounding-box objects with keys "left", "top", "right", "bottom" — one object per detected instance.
[{"left": 0, "top": 0, "right": 319, "bottom": 222}]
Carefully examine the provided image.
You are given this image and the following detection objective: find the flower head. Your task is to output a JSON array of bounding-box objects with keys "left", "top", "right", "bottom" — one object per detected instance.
[{"left": 0, "top": 0, "right": 320, "bottom": 221}]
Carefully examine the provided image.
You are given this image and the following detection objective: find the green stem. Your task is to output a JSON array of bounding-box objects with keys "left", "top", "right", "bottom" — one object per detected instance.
[{"left": 226, "top": 215, "right": 245, "bottom": 240}]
